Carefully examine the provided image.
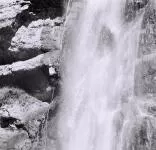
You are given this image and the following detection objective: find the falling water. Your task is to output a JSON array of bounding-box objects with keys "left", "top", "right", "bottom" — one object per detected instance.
[{"left": 57, "top": 0, "right": 144, "bottom": 150}]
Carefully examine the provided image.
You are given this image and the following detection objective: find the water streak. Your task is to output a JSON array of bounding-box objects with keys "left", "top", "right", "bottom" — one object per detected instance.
[{"left": 58, "top": 1, "right": 144, "bottom": 150}]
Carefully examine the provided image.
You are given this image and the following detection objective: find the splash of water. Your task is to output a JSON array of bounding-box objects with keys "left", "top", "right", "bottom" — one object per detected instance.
[{"left": 57, "top": 0, "right": 143, "bottom": 150}]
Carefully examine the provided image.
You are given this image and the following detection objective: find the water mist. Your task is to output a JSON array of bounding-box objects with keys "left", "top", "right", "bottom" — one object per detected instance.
[{"left": 57, "top": 0, "right": 144, "bottom": 150}]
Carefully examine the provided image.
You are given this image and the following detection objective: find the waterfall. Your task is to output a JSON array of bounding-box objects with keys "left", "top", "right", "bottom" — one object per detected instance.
[{"left": 57, "top": 0, "right": 144, "bottom": 150}]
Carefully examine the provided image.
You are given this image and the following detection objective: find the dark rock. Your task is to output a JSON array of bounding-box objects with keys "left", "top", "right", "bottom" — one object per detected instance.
[
  {"left": 97, "top": 25, "right": 114, "bottom": 52},
  {"left": 124, "top": 0, "right": 149, "bottom": 22},
  {"left": 0, "top": 51, "right": 60, "bottom": 102},
  {"left": 0, "top": 116, "right": 18, "bottom": 128},
  {"left": 138, "top": 4, "right": 156, "bottom": 57},
  {"left": 24, "top": 0, "right": 64, "bottom": 19}
]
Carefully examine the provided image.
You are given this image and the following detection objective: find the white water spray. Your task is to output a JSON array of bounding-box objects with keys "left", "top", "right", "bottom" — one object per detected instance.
[{"left": 57, "top": 0, "right": 144, "bottom": 150}]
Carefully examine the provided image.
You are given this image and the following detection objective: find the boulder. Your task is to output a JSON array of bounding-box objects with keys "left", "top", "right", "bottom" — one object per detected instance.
[
  {"left": 0, "top": 0, "right": 63, "bottom": 149},
  {"left": 0, "top": 87, "right": 50, "bottom": 150},
  {"left": 9, "top": 18, "right": 64, "bottom": 61},
  {"left": 0, "top": 51, "right": 60, "bottom": 102}
]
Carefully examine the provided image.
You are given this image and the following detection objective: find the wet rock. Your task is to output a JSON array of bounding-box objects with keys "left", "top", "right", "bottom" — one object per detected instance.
[
  {"left": 138, "top": 3, "right": 156, "bottom": 57},
  {"left": 133, "top": 0, "right": 149, "bottom": 10},
  {"left": 121, "top": 116, "right": 156, "bottom": 150},
  {"left": 125, "top": 0, "right": 149, "bottom": 22},
  {"left": 98, "top": 26, "right": 114, "bottom": 52},
  {"left": 135, "top": 54, "right": 156, "bottom": 96},
  {"left": 45, "top": 96, "right": 61, "bottom": 150},
  {"left": 132, "top": 2, "right": 156, "bottom": 146},
  {"left": 135, "top": 1, "right": 156, "bottom": 96}
]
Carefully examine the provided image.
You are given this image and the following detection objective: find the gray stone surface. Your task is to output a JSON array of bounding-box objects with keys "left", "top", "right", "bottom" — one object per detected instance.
[{"left": 0, "top": 87, "right": 50, "bottom": 150}]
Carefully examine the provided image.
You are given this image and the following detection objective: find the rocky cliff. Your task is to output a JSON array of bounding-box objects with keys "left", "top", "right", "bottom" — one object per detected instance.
[
  {"left": 1, "top": 0, "right": 156, "bottom": 150},
  {"left": 0, "top": 0, "right": 64, "bottom": 149}
]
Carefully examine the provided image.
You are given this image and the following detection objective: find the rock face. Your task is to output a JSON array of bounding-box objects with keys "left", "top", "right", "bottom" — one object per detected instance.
[
  {"left": 0, "top": 0, "right": 29, "bottom": 29},
  {"left": 9, "top": 18, "right": 63, "bottom": 61},
  {"left": 0, "top": 0, "right": 63, "bottom": 149},
  {"left": 0, "top": 0, "right": 64, "bottom": 65},
  {"left": 0, "top": 51, "right": 60, "bottom": 102},
  {"left": 0, "top": 0, "right": 63, "bottom": 102},
  {"left": 125, "top": 0, "right": 149, "bottom": 21},
  {"left": 135, "top": 0, "right": 156, "bottom": 96},
  {"left": 124, "top": 0, "right": 156, "bottom": 149},
  {"left": 2, "top": 0, "right": 156, "bottom": 149},
  {"left": 0, "top": 0, "right": 29, "bottom": 65},
  {"left": 0, "top": 87, "right": 49, "bottom": 150}
]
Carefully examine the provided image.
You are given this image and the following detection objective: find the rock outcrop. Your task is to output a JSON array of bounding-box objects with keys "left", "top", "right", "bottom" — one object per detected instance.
[
  {"left": 0, "top": 51, "right": 60, "bottom": 102},
  {"left": 0, "top": 0, "right": 64, "bottom": 149},
  {"left": 9, "top": 18, "right": 63, "bottom": 61},
  {"left": 0, "top": 87, "right": 49, "bottom": 150},
  {"left": 0, "top": 0, "right": 64, "bottom": 102},
  {"left": 135, "top": 0, "right": 156, "bottom": 96},
  {"left": 124, "top": 0, "right": 156, "bottom": 149},
  {"left": 125, "top": 0, "right": 149, "bottom": 21},
  {"left": 0, "top": 0, "right": 30, "bottom": 65},
  {"left": 0, "top": 0, "right": 29, "bottom": 29},
  {"left": 3, "top": 0, "right": 156, "bottom": 149},
  {"left": 0, "top": 0, "right": 64, "bottom": 65}
]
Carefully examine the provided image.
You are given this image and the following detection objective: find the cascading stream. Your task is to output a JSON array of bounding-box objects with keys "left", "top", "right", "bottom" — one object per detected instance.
[{"left": 57, "top": 0, "right": 144, "bottom": 150}]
